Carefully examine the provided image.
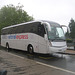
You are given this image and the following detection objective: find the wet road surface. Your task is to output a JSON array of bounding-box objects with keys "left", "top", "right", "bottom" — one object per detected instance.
[
  {"left": 0, "top": 47, "right": 75, "bottom": 75},
  {"left": 2, "top": 48, "right": 75, "bottom": 72}
]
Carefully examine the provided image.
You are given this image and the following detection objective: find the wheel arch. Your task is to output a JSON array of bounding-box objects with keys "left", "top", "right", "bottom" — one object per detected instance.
[
  {"left": 27, "top": 44, "right": 33, "bottom": 51},
  {"left": 6, "top": 42, "right": 9, "bottom": 46}
]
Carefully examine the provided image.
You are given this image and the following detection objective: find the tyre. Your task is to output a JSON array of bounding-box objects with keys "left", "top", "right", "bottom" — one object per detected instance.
[
  {"left": 28, "top": 45, "right": 34, "bottom": 54},
  {"left": 6, "top": 43, "right": 9, "bottom": 52}
]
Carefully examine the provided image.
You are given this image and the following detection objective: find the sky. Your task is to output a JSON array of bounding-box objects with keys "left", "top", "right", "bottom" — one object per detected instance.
[{"left": 0, "top": 0, "right": 75, "bottom": 26}]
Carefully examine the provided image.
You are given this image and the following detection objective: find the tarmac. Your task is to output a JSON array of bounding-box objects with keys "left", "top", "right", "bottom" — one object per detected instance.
[{"left": 0, "top": 49, "right": 75, "bottom": 75}]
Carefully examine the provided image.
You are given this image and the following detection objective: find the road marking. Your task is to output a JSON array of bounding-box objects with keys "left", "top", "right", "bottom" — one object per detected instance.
[
  {"left": 36, "top": 62, "right": 75, "bottom": 74},
  {"left": 39, "top": 56, "right": 55, "bottom": 59}
]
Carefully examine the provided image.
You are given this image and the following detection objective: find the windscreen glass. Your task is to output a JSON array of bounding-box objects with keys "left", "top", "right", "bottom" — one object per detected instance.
[{"left": 45, "top": 22, "right": 65, "bottom": 41}]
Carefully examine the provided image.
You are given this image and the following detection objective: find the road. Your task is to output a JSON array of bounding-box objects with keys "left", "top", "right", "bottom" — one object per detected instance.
[{"left": 0, "top": 48, "right": 75, "bottom": 75}]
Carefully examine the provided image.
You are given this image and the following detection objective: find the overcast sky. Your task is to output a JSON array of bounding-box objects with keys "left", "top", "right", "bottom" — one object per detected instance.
[{"left": 0, "top": 0, "right": 75, "bottom": 26}]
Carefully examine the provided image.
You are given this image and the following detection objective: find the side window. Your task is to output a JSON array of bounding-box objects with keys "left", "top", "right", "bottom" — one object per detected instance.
[
  {"left": 1, "top": 22, "right": 46, "bottom": 35},
  {"left": 1, "top": 29, "right": 6, "bottom": 35},
  {"left": 7, "top": 28, "right": 12, "bottom": 34},
  {"left": 2, "top": 28, "right": 12, "bottom": 35},
  {"left": 38, "top": 24, "right": 46, "bottom": 37},
  {"left": 30, "top": 23, "right": 38, "bottom": 34},
  {"left": 15, "top": 26, "right": 23, "bottom": 33},
  {"left": 24, "top": 22, "right": 39, "bottom": 34},
  {"left": 13, "top": 25, "right": 26, "bottom": 34},
  {"left": 12, "top": 27, "right": 16, "bottom": 34}
]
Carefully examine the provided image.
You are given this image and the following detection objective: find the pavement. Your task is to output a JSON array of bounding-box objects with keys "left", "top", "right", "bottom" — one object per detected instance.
[
  {"left": 66, "top": 49, "right": 75, "bottom": 54},
  {"left": 0, "top": 49, "right": 75, "bottom": 75}
]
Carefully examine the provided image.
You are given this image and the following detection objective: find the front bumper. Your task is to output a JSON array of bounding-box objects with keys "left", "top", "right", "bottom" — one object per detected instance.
[{"left": 49, "top": 46, "right": 67, "bottom": 53}]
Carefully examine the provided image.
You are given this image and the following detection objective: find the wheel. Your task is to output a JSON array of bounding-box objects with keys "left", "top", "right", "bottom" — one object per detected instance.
[
  {"left": 6, "top": 43, "right": 9, "bottom": 52},
  {"left": 74, "top": 46, "right": 75, "bottom": 50},
  {"left": 28, "top": 45, "right": 34, "bottom": 54}
]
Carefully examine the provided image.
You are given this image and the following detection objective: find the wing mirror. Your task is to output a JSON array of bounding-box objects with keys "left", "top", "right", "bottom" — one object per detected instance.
[
  {"left": 61, "top": 25, "right": 70, "bottom": 33},
  {"left": 41, "top": 22, "right": 51, "bottom": 31}
]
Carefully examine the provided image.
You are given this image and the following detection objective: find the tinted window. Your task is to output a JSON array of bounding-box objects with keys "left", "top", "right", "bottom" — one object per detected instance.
[
  {"left": 1, "top": 22, "right": 41, "bottom": 35},
  {"left": 1, "top": 22, "right": 46, "bottom": 37},
  {"left": 38, "top": 24, "right": 46, "bottom": 37}
]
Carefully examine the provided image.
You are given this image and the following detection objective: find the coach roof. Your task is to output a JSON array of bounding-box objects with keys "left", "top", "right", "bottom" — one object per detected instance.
[{"left": 2, "top": 20, "right": 60, "bottom": 29}]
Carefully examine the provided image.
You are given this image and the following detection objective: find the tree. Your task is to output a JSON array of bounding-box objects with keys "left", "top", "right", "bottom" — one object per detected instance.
[
  {"left": 69, "top": 18, "right": 75, "bottom": 38},
  {"left": 0, "top": 4, "right": 34, "bottom": 34}
]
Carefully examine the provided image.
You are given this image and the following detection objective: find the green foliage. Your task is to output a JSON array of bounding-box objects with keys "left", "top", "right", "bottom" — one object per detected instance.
[
  {"left": 69, "top": 18, "right": 75, "bottom": 39},
  {"left": 66, "top": 38, "right": 73, "bottom": 43},
  {"left": 0, "top": 4, "right": 34, "bottom": 34},
  {"left": 65, "top": 29, "right": 70, "bottom": 39}
]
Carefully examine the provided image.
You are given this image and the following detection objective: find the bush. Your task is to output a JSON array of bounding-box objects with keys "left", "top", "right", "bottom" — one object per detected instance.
[{"left": 66, "top": 39, "right": 73, "bottom": 43}]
